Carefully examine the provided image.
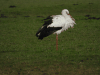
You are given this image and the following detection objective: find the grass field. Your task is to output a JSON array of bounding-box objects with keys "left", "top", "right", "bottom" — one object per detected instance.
[{"left": 0, "top": 0, "right": 100, "bottom": 75}]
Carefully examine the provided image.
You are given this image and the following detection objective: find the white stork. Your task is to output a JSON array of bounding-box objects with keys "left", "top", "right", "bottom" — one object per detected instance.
[{"left": 36, "top": 9, "right": 76, "bottom": 50}]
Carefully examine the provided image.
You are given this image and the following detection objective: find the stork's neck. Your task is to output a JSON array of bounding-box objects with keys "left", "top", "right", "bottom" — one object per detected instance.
[{"left": 62, "top": 11, "right": 68, "bottom": 18}]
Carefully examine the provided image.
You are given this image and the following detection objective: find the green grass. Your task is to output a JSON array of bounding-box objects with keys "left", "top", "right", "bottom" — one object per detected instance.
[{"left": 0, "top": 0, "right": 100, "bottom": 75}]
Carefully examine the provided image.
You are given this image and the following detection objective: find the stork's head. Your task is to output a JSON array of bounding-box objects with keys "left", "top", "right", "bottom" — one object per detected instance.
[{"left": 61, "top": 9, "right": 69, "bottom": 15}]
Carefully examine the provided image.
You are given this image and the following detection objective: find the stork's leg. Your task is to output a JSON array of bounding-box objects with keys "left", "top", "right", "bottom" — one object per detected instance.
[
  {"left": 71, "top": 27, "right": 74, "bottom": 28},
  {"left": 56, "top": 34, "right": 58, "bottom": 50}
]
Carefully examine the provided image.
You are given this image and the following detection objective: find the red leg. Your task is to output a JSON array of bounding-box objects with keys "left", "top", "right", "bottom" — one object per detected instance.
[{"left": 56, "top": 34, "right": 58, "bottom": 50}]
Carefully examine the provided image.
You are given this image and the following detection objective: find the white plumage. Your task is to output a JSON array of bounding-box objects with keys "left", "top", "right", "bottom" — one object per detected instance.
[
  {"left": 47, "top": 9, "right": 76, "bottom": 35},
  {"left": 36, "top": 9, "right": 76, "bottom": 50}
]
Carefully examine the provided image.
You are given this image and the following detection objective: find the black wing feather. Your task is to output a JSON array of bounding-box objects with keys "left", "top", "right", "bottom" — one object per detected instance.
[
  {"left": 42, "top": 16, "right": 53, "bottom": 26},
  {"left": 36, "top": 16, "right": 62, "bottom": 40},
  {"left": 36, "top": 26, "right": 62, "bottom": 40}
]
